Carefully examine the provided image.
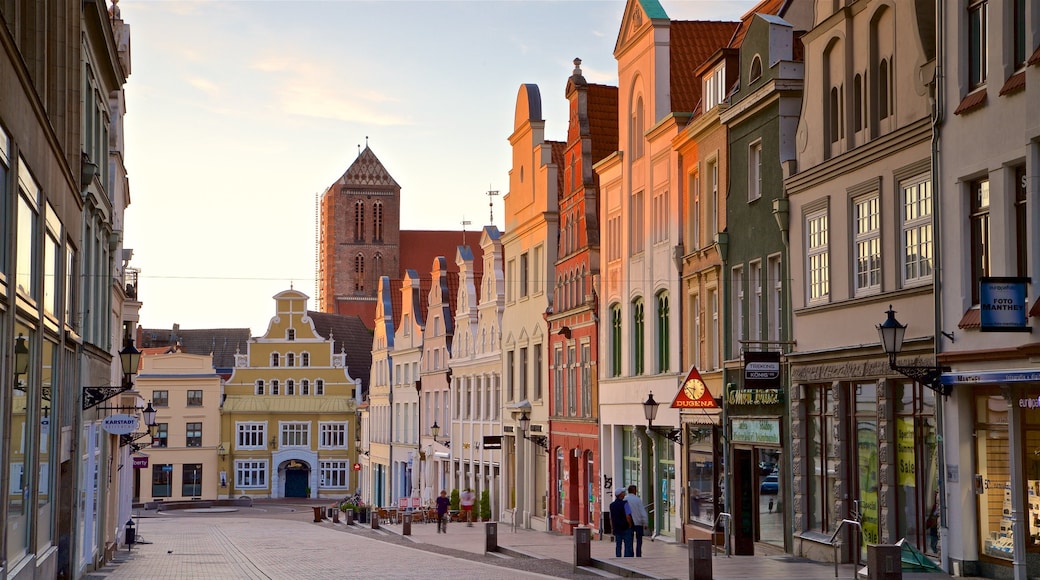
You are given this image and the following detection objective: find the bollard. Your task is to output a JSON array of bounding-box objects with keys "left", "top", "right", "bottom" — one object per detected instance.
[
  {"left": 402, "top": 513, "right": 412, "bottom": 536},
  {"left": 343, "top": 509, "right": 353, "bottom": 525},
  {"left": 332, "top": 508, "right": 340, "bottom": 523},
  {"left": 371, "top": 509, "right": 380, "bottom": 530},
  {"left": 485, "top": 522, "right": 498, "bottom": 553},
  {"left": 574, "top": 527, "right": 592, "bottom": 567},
  {"left": 689, "top": 538, "right": 712, "bottom": 580},
  {"left": 867, "top": 544, "right": 902, "bottom": 580},
  {"left": 313, "top": 506, "right": 323, "bottom": 522}
]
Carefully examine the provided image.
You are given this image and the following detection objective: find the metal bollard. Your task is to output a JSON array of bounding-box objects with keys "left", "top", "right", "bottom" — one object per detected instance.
[
  {"left": 867, "top": 544, "right": 902, "bottom": 580},
  {"left": 485, "top": 522, "right": 498, "bottom": 553},
  {"left": 402, "top": 513, "right": 412, "bottom": 536},
  {"left": 313, "top": 506, "right": 323, "bottom": 522},
  {"left": 574, "top": 527, "right": 592, "bottom": 567},
  {"left": 371, "top": 509, "right": 380, "bottom": 530},
  {"left": 332, "top": 508, "right": 340, "bottom": 523},
  {"left": 689, "top": 538, "right": 713, "bottom": 580}
]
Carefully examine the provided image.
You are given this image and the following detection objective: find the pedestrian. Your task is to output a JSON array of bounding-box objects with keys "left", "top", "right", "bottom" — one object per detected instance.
[
  {"left": 609, "top": 488, "right": 634, "bottom": 558},
  {"left": 460, "top": 488, "right": 476, "bottom": 527},
  {"left": 625, "top": 485, "right": 649, "bottom": 557},
  {"left": 436, "top": 489, "right": 451, "bottom": 533}
]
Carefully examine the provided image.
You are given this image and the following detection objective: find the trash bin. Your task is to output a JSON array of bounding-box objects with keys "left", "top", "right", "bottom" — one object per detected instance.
[
  {"left": 689, "top": 538, "right": 712, "bottom": 580},
  {"left": 867, "top": 544, "right": 902, "bottom": 580},
  {"left": 124, "top": 519, "right": 136, "bottom": 549},
  {"left": 313, "top": 506, "right": 323, "bottom": 522},
  {"left": 485, "top": 522, "right": 498, "bottom": 553},
  {"left": 574, "top": 527, "right": 591, "bottom": 567},
  {"left": 402, "top": 513, "right": 412, "bottom": 536}
]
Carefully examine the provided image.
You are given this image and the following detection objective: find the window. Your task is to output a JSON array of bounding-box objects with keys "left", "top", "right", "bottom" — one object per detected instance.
[
  {"left": 554, "top": 347, "right": 563, "bottom": 416},
  {"left": 154, "top": 423, "right": 169, "bottom": 448},
  {"left": 186, "top": 422, "right": 202, "bottom": 447},
  {"left": 519, "top": 347, "right": 529, "bottom": 400},
  {"left": 187, "top": 390, "right": 203, "bottom": 406},
  {"left": 354, "top": 254, "right": 365, "bottom": 292},
  {"left": 319, "top": 423, "right": 348, "bottom": 448},
  {"left": 709, "top": 289, "right": 720, "bottom": 370},
  {"left": 287, "top": 328, "right": 295, "bottom": 341},
  {"left": 630, "top": 190, "right": 644, "bottom": 254},
  {"left": 271, "top": 353, "right": 280, "bottom": 367},
  {"left": 969, "top": 177, "right": 990, "bottom": 304},
  {"left": 519, "top": 252, "right": 529, "bottom": 298},
  {"left": 631, "top": 96, "right": 645, "bottom": 159},
  {"left": 287, "top": 353, "right": 295, "bottom": 367},
  {"left": 656, "top": 292, "right": 669, "bottom": 373},
  {"left": 769, "top": 256, "right": 782, "bottom": 343},
  {"left": 749, "top": 55, "right": 762, "bottom": 84},
  {"left": 806, "top": 209, "right": 830, "bottom": 302},
  {"left": 533, "top": 344, "right": 543, "bottom": 400},
  {"left": 321, "top": 461, "right": 350, "bottom": 488},
  {"left": 281, "top": 423, "right": 310, "bottom": 447},
  {"left": 691, "top": 171, "right": 701, "bottom": 248},
  {"left": 567, "top": 346, "right": 577, "bottom": 416},
  {"left": 692, "top": 294, "right": 702, "bottom": 369},
  {"left": 236, "top": 422, "right": 266, "bottom": 448},
  {"left": 182, "top": 464, "right": 202, "bottom": 497},
  {"left": 373, "top": 201, "right": 384, "bottom": 241},
  {"left": 611, "top": 304, "right": 622, "bottom": 377},
  {"left": 286, "top": 380, "right": 295, "bottom": 395},
  {"left": 301, "top": 352, "right": 310, "bottom": 367},
  {"left": 607, "top": 212, "right": 622, "bottom": 261},
  {"left": 152, "top": 465, "right": 172, "bottom": 497},
  {"left": 354, "top": 200, "right": 365, "bottom": 241},
  {"left": 748, "top": 141, "right": 762, "bottom": 201},
  {"left": 633, "top": 298, "right": 645, "bottom": 375},
  {"left": 652, "top": 190, "right": 668, "bottom": 243},
  {"left": 271, "top": 380, "right": 280, "bottom": 395},
  {"left": 902, "top": 177, "right": 933, "bottom": 285},
  {"left": 255, "top": 380, "right": 265, "bottom": 395},
  {"left": 968, "top": 0, "right": 988, "bottom": 89},
  {"left": 854, "top": 193, "right": 881, "bottom": 294},
  {"left": 704, "top": 63, "right": 726, "bottom": 110},
  {"left": 1013, "top": 0, "right": 1026, "bottom": 68},
  {"left": 806, "top": 385, "right": 835, "bottom": 531},
  {"left": 733, "top": 266, "right": 745, "bottom": 356},
  {"left": 236, "top": 460, "right": 267, "bottom": 488},
  {"left": 507, "top": 350, "right": 515, "bottom": 400},
  {"left": 315, "top": 379, "right": 324, "bottom": 395},
  {"left": 853, "top": 74, "right": 864, "bottom": 132},
  {"left": 707, "top": 160, "right": 719, "bottom": 237},
  {"left": 152, "top": 390, "right": 169, "bottom": 407},
  {"left": 829, "top": 87, "right": 841, "bottom": 143},
  {"left": 749, "top": 262, "right": 762, "bottom": 342},
  {"left": 302, "top": 379, "right": 310, "bottom": 395},
  {"left": 16, "top": 161, "right": 40, "bottom": 300},
  {"left": 1014, "top": 165, "right": 1027, "bottom": 277},
  {"left": 581, "top": 343, "right": 592, "bottom": 417},
  {"left": 533, "top": 245, "right": 543, "bottom": 294}
]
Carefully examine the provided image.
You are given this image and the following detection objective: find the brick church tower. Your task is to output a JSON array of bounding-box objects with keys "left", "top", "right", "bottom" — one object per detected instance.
[{"left": 318, "top": 145, "right": 401, "bottom": 326}]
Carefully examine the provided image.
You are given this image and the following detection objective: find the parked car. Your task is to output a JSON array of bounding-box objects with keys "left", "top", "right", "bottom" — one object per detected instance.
[
  {"left": 760, "top": 474, "right": 779, "bottom": 494},
  {"left": 758, "top": 462, "right": 777, "bottom": 476}
]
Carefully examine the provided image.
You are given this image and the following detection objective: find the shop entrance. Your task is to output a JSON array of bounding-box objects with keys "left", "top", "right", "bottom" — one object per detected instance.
[{"left": 732, "top": 446, "right": 783, "bottom": 554}]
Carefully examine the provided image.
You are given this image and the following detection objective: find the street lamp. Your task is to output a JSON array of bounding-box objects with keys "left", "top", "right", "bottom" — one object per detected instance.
[
  {"left": 643, "top": 392, "right": 681, "bottom": 444},
  {"left": 14, "top": 333, "right": 29, "bottom": 381},
  {"left": 517, "top": 411, "right": 548, "bottom": 450},
  {"left": 119, "top": 341, "right": 142, "bottom": 388},
  {"left": 430, "top": 421, "right": 440, "bottom": 442},
  {"left": 876, "top": 306, "right": 951, "bottom": 396}
]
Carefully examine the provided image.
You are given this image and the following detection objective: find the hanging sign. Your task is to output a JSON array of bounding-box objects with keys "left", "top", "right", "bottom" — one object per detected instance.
[
  {"left": 101, "top": 414, "right": 139, "bottom": 435},
  {"left": 980, "top": 277, "right": 1031, "bottom": 331},
  {"left": 744, "top": 351, "right": 782, "bottom": 389},
  {"left": 132, "top": 455, "right": 149, "bottom": 469},
  {"left": 353, "top": 463, "right": 362, "bottom": 471},
  {"left": 671, "top": 366, "right": 718, "bottom": 409}
]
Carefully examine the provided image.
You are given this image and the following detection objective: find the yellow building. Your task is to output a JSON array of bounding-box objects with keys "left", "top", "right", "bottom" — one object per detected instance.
[
  {"left": 221, "top": 289, "right": 367, "bottom": 499},
  {"left": 134, "top": 352, "right": 221, "bottom": 503}
]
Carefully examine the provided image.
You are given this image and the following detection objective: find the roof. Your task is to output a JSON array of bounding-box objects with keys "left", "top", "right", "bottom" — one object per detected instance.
[
  {"left": 669, "top": 21, "right": 742, "bottom": 113},
  {"left": 137, "top": 327, "right": 251, "bottom": 369},
  {"left": 334, "top": 145, "right": 400, "bottom": 189},
  {"left": 729, "top": 0, "right": 789, "bottom": 48},
  {"left": 550, "top": 141, "right": 566, "bottom": 195},
  {"left": 400, "top": 230, "right": 476, "bottom": 278},
  {"left": 637, "top": 0, "right": 668, "bottom": 20},
  {"left": 587, "top": 84, "right": 620, "bottom": 166},
  {"left": 306, "top": 311, "right": 373, "bottom": 389}
]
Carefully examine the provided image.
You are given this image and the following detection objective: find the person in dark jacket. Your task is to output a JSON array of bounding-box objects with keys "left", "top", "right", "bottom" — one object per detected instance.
[
  {"left": 609, "top": 488, "right": 634, "bottom": 557},
  {"left": 436, "top": 490, "right": 451, "bottom": 533}
]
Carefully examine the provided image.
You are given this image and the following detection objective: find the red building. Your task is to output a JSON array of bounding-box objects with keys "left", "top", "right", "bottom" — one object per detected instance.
[{"left": 547, "top": 59, "right": 617, "bottom": 535}]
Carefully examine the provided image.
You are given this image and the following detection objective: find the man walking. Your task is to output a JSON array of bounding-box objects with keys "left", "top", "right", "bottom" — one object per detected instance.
[
  {"left": 609, "top": 488, "right": 634, "bottom": 558},
  {"left": 436, "top": 490, "right": 451, "bottom": 533},
  {"left": 625, "top": 485, "right": 650, "bottom": 557},
  {"left": 460, "top": 488, "right": 476, "bottom": 526}
]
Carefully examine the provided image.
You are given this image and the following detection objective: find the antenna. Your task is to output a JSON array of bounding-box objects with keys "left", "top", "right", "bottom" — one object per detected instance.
[
  {"left": 461, "top": 218, "right": 472, "bottom": 246},
  {"left": 486, "top": 187, "right": 499, "bottom": 224}
]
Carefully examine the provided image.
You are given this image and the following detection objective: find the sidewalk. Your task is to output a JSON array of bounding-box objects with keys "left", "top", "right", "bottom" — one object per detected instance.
[{"left": 363, "top": 515, "right": 954, "bottom": 580}]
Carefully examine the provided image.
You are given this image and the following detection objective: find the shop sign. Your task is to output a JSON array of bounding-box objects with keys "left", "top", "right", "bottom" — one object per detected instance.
[
  {"left": 671, "top": 366, "right": 718, "bottom": 409},
  {"left": 101, "top": 414, "right": 139, "bottom": 435},
  {"left": 1018, "top": 395, "right": 1040, "bottom": 409},
  {"left": 941, "top": 369, "right": 1040, "bottom": 386},
  {"left": 483, "top": 435, "right": 503, "bottom": 449},
  {"left": 132, "top": 455, "right": 149, "bottom": 469},
  {"left": 743, "top": 351, "right": 781, "bottom": 389},
  {"left": 730, "top": 418, "right": 780, "bottom": 444},
  {"left": 980, "top": 277, "right": 1031, "bottom": 331},
  {"left": 726, "top": 384, "right": 783, "bottom": 406}
]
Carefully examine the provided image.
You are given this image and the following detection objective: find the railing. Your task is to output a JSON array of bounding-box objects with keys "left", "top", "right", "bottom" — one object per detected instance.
[
  {"left": 827, "top": 519, "right": 862, "bottom": 578},
  {"left": 712, "top": 512, "right": 732, "bottom": 557}
]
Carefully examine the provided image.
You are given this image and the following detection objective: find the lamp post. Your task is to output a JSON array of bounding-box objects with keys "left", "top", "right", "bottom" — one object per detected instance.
[{"left": 876, "top": 306, "right": 951, "bottom": 396}]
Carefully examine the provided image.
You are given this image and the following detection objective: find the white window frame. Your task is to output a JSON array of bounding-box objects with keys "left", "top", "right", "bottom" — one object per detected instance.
[
  {"left": 853, "top": 192, "right": 881, "bottom": 295},
  {"left": 320, "top": 461, "right": 350, "bottom": 488},
  {"left": 235, "top": 460, "right": 268, "bottom": 489},
  {"left": 768, "top": 255, "right": 782, "bottom": 343},
  {"left": 704, "top": 63, "right": 726, "bottom": 110},
  {"left": 652, "top": 189, "right": 668, "bottom": 244},
  {"left": 280, "top": 422, "right": 310, "bottom": 448},
  {"left": 901, "top": 175, "right": 933, "bottom": 286},
  {"left": 749, "top": 260, "right": 762, "bottom": 343},
  {"left": 748, "top": 140, "right": 762, "bottom": 202},
  {"left": 806, "top": 208, "right": 830, "bottom": 303},
  {"left": 319, "top": 422, "right": 349, "bottom": 449},
  {"left": 732, "top": 265, "right": 745, "bottom": 356},
  {"left": 236, "top": 422, "right": 267, "bottom": 449}
]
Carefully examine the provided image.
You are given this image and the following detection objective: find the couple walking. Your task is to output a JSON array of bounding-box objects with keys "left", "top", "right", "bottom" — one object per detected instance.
[{"left": 609, "top": 485, "right": 649, "bottom": 558}]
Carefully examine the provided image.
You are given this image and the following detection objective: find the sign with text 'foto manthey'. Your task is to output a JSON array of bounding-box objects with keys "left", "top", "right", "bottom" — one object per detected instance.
[
  {"left": 101, "top": 414, "right": 139, "bottom": 435},
  {"left": 743, "top": 351, "right": 781, "bottom": 389},
  {"left": 980, "top": 277, "right": 1031, "bottom": 332},
  {"left": 671, "top": 366, "right": 718, "bottom": 409}
]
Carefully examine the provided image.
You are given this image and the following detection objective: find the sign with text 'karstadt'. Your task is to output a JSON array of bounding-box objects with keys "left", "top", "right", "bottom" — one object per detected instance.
[
  {"left": 101, "top": 414, "right": 139, "bottom": 435},
  {"left": 671, "top": 366, "right": 718, "bottom": 409}
]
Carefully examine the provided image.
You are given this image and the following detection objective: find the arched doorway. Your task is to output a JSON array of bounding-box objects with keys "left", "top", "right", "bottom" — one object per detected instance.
[{"left": 284, "top": 460, "right": 310, "bottom": 498}]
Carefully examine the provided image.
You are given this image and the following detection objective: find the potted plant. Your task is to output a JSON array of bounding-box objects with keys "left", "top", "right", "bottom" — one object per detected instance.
[
  {"left": 479, "top": 490, "right": 491, "bottom": 521},
  {"left": 340, "top": 496, "right": 368, "bottom": 523}
]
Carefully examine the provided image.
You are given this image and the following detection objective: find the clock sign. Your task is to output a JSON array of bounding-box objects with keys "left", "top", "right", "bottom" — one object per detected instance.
[{"left": 671, "top": 366, "right": 718, "bottom": 409}]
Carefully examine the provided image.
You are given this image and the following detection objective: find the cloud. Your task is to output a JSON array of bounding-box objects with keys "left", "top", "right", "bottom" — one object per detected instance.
[{"left": 187, "top": 77, "right": 221, "bottom": 96}]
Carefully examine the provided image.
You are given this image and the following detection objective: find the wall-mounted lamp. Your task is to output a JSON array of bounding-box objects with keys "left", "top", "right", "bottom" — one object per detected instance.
[
  {"left": 876, "top": 306, "right": 951, "bottom": 396},
  {"left": 430, "top": 421, "right": 440, "bottom": 443},
  {"left": 217, "top": 443, "right": 227, "bottom": 459},
  {"left": 83, "top": 339, "right": 143, "bottom": 410},
  {"left": 518, "top": 411, "right": 548, "bottom": 450},
  {"left": 713, "top": 231, "right": 729, "bottom": 263},
  {"left": 642, "top": 392, "right": 681, "bottom": 443}
]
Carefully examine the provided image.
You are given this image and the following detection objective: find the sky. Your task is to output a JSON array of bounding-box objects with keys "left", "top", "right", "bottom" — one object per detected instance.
[{"left": 122, "top": 0, "right": 759, "bottom": 335}]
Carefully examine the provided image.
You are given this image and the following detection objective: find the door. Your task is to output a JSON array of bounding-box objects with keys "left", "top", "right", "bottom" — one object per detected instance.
[
  {"left": 285, "top": 467, "right": 309, "bottom": 498},
  {"left": 733, "top": 448, "right": 755, "bottom": 555}
]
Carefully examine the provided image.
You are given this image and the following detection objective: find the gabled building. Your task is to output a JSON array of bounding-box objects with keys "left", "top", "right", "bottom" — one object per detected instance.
[
  {"left": 450, "top": 228, "right": 504, "bottom": 518},
  {"left": 389, "top": 270, "right": 427, "bottom": 505},
  {"left": 595, "top": 0, "right": 738, "bottom": 540},
  {"left": 783, "top": 0, "right": 938, "bottom": 565},
  {"left": 501, "top": 84, "right": 560, "bottom": 530},
  {"left": 546, "top": 58, "right": 616, "bottom": 535},
  {"left": 220, "top": 290, "right": 361, "bottom": 500}
]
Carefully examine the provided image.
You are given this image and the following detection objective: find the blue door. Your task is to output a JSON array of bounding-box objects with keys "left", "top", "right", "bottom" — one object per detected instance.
[{"left": 285, "top": 467, "right": 308, "bottom": 498}]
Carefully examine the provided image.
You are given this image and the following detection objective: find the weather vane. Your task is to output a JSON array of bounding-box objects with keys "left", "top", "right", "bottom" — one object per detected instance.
[{"left": 486, "top": 187, "right": 499, "bottom": 224}]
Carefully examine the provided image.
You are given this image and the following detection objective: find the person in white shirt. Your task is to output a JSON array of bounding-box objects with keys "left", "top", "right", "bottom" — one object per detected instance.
[
  {"left": 460, "top": 488, "right": 476, "bottom": 526},
  {"left": 625, "top": 485, "right": 650, "bottom": 557}
]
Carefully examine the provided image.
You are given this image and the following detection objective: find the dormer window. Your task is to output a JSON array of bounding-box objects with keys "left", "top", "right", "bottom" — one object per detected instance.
[
  {"left": 749, "top": 55, "right": 762, "bottom": 84},
  {"left": 704, "top": 63, "right": 727, "bottom": 111}
]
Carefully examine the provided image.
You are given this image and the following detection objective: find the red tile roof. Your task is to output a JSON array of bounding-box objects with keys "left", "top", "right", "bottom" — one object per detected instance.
[
  {"left": 587, "top": 84, "right": 619, "bottom": 165},
  {"left": 669, "top": 21, "right": 741, "bottom": 113},
  {"left": 550, "top": 141, "right": 566, "bottom": 195},
  {"left": 400, "top": 230, "right": 482, "bottom": 277},
  {"left": 729, "top": 0, "right": 788, "bottom": 48},
  {"left": 953, "top": 90, "right": 987, "bottom": 116}
]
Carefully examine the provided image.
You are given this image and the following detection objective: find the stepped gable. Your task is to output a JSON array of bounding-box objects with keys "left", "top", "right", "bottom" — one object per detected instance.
[
  {"left": 137, "top": 326, "right": 250, "bottom": 370},
  {"left": 669, "top": 20, "right": 741, "bottom": 113},
  {"left": 337, "top": 145, "right": 400, "bottom": 189},
  {"left": 306, "top": 311, "right": 373, "bottom": 392}
]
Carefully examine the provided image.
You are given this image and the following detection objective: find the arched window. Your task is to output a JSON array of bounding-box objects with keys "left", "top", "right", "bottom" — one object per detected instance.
[
  {"left": 256, "top": 380, "right": 265, "bottom": 395},
  {"left": 287, "top": 328, "right": 295, "bottom": 341},
  {"left": 271, "top": 380, "right": 280, "bottom": 395},
  {"left": 287, "top": 379, "right": 295, "bottom": 395},
  {"left": 853, "top": 73, "right": 863, "bottom": 132},
  {"left": 878, "top": 59, "right": 890, "bottom": 119},
  {"left": 633, "top": 297, "right": 645, "bottom": 375},
  {"left": 287, "top": 353, "right": 295, "bottom": 367},
  {"left": 829, "top": 87, "right": 840, "bottom": 143},
  {"left": 354, "top": 253, "right": 365, "bottom": 292},
  {"left": 301, "top": 352, "right": 310, "bottom": 367},
  {"left": 610, "top": 304, "right": 622, "bottom": 377},
  {"left": 373, "top": 201, "right": 384, "bottom": 241},
  {"left": 271, "top": 353, "right": 280, "bottom": 367},
  {"left": 656, "top": 291, "right": 670, "bottom": 373},
  {"left": 373, "top": 253, "right": 384, "bottom": 282},
  {"left": 632, "top": 96, "right": 645, "bottom": 159},
  {"left": 749, "top": 55, "right": 762, "bottom": 84},
  {"left": 354, "top": 200, "right": 365, "bottom": 241},
  {"left": 302, "top": 379, "right": 310, "bottom": 395}
]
